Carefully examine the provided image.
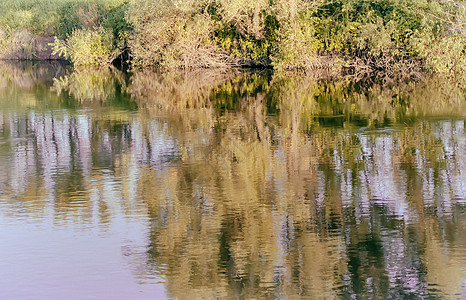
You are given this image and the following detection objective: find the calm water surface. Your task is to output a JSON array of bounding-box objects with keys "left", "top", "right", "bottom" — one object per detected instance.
[{"left": 0, "top": 62, "right": 465, "bottom": 299}]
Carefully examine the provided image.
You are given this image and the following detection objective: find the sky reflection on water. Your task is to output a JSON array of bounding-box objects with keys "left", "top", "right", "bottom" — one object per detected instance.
[{"left": 0, "top": 62, "right": 465, "bottom": 299}]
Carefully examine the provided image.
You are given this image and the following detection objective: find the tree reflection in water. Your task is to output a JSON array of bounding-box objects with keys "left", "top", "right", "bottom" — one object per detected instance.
[{"left": 0, "top": 62, "right": 465, "bottom": 299}]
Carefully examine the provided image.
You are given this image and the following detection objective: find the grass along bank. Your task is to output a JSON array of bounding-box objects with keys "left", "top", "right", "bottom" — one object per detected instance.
[
  {"left": 0, "top": 0, "right": 464, "bottom": 82},
  {"left": 0, "top": 0, "right": 129, "bottom": 61}
]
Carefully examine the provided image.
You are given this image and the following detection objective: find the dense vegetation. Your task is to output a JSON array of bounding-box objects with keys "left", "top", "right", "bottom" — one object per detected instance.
[
  {"left": 0, "top": 0, "right": 464, "bottom": 80},
  {"left": 0, "top": 0, "right": 129, "bottom": 62}
]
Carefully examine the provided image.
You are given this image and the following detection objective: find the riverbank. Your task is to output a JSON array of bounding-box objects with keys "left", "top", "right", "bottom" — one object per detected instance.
[
  {"left": 0, "top": 31, "right": 63, "bottom": 60},
  {"left": 1, "top": 0, "right": 464, "bottom": 81}
]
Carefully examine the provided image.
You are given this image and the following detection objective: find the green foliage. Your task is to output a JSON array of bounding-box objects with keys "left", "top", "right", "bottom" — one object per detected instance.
[
  {"left": 409, "top": 0, "right": 466, "bottom": 79},
  {"left": 51, "top": 27, "right": 121, "bottom": 67},
  {"left": 271, "top": 17, "right": 324, "bottom": 71},
  {"left": 0, "top": 0, "right": 129, "bottom": 64},
  {"left": 0, "top": 0, "right": 127, "bottom": 35},
  {"left": 0, "top": 28, "right": 36, "bottom": 59},
  {"left": 124, "top": 0, "right": 464, "bottom": 76},
  {"left": 273, "top": 0, "right": 464, "bottom": 77},
  {"left": 0, "top": 0, "right": 464, "bottom": 79},
  {"left": 127, "top": 0, "right": 233, "bottom": 69}
]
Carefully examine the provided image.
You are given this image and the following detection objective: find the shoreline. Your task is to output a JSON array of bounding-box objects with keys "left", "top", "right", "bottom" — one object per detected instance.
[
  {"left": 0, "top": 32, "right": 65, "bottom": 61},
  {"left": 1, "top": 0, "right": 463, "bottom": 79}
]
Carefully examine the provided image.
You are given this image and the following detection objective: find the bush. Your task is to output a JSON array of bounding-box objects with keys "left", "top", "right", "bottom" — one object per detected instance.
[
  {"left": 271, "top": 0, "right": 464, "bottom": 78},
  {"left": 0, "top": 0, "right": 127, "bottom": 35},
  {"left": 410, "top": 0, "right": 465, "bottom": 78},
  {"left": 51, "top": 27, "right": 120, "bottom": 67},
  {"left": 127, "top": 0, "right": 235, "bottom": 69},
  {"left": 0, "top": 0, "right": 129, "bottom": 64}
]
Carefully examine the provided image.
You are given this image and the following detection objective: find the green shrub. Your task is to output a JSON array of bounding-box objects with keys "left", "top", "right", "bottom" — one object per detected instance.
[
  {"left": 0, "top": 0, "right": 127, "bottom": 35},
  {"left": 271, "top": 16, "right": 323, "bottom": 71},
  {"left": 0, "top": 0, "right": 129, "bottom": 63},
  {"left": 271, "top": 0, "right": 464, "bottom": 78},
  {"left": 127, "top": 0, "right": 234, "bottom": 69},
  {"left": 410, "top": 0, "right": 465, "bottom": 78},
  {"left": 51, "top": 27, "right": 120, "bottom": 67}
]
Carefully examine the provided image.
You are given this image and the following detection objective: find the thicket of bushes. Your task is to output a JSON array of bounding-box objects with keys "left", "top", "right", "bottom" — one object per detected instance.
[
  {"left": 0, "top": 0, "right": 464, "bottom": 79},
  {"left": 0, "top": 0, "right": 129, "bottom": 64},
  {"left": 126, "top": 0, "right": 465, "bottom": 78}
]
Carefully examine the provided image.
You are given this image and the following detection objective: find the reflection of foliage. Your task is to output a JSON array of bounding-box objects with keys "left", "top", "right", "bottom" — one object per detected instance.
[
  {"left": 129, "top": 69, "right": 465, "bottom": 130},
  {"left": 129, "top": 69, "right": 238, "bottom": 110},
  {"left": 0, "top": 61, "right": 69, "bottom": 109},
  {"left": 211, "top": 71, "right": 272, "bottom": 111},
  {"left": 127, "top": 70, "right": 242, "bottom": 136},
  {"left": 137, "top": 117, "right": 466, "bottom": 299},
  {"left": 52, "top": 67, "right": 126, "bottom": 102},
  {"left": 0, "top": 60, "right": 66, "bottom": 90},
  {"left": 123, "top": 70, "right": 466, "bottom": 298},
  {"left": 270, "top": 72, "right": 466, "bottom": 133},
  {"left": 1, "top": 64, "right": 466, "bottom": 298}
]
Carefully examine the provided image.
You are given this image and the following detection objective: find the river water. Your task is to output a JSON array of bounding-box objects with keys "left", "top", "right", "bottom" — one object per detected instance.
[{"left": 0, "top": 62, "right": 465, "bottom": 299}]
